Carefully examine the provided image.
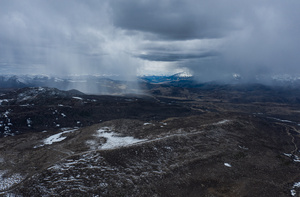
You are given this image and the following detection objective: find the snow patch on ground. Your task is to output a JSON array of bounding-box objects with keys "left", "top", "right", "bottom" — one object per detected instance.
[
  {"left": 283, "top": 153, "right": 300, "bottom": 163},
  {"left": 72, "top": 97, "right": 83, "bottom": 100},
  {"left": 35, "top": 128, "right": 78, "bottom": 148},
  {"left": 3, "top": 111, "right": 10, "bottom": 118},
  {"left": 0, "top": 170, "right": 23, "bottom": 191},
  {"left": 268, "top": 117, "right": 293, "bottom": 123},
  {"left": 224, "top": 163, "right": 232, "bottom": 167},
  {"left": 214, "top": 120, "right": 230, "bottom": 125},
  {"left": 44, "top": 128, "right": 77, "bottom": 145},
  {"left": 0, "top": 99, "right": 9, "bottom": 105},
  {"left": 26, "top": 118, "right": 32, "bottom": 127},
  {"left": 294, "top": 156, "right": 300, "bottom": 162},
  {"left": 291, "top": 182, "right": 300, "bottom": 196},
  {"left": 1, "top": 110, "right": 14, "bottom": 136},
  {"left": 92, "top": 127, "right": 146, "bottom": 150}
]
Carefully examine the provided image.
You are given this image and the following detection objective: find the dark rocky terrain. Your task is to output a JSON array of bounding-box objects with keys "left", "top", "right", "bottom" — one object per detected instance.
[{"left": 0, "top": 78, "right": 300, "bottom": 196}]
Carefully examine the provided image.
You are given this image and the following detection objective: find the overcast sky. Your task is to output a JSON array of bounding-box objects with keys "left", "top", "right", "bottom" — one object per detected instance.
[{"left": 1, "top": 0, "right": 300, "bottom": 81}]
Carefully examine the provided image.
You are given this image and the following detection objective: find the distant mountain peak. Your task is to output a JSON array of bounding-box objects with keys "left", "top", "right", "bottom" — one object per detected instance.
[{"left": 173, "top": 72, "right": 193, "bottom": 78}]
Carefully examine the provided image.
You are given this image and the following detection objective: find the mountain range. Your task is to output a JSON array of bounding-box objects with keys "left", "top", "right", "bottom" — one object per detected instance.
[{"left": 0, "top": 73, "right": 300, "bottom": 196}]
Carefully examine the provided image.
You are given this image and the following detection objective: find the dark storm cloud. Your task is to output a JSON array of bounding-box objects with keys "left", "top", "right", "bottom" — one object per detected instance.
[
  {"left": 110, "top": 0, "right": 236, "bottom": 40},
  {"left": 110, "top": 0, "right": 300, "bottom": 79},
  {"left": 0, "top": 0, "right": 300, "bottom": 81},
  {"left": 136, "top": 51, "right": 219, "bottom": 62}
]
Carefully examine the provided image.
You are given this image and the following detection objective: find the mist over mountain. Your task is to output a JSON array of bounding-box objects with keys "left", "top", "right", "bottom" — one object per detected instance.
[
  {"left": 0, "top": 74, "right": 140, "bottom": 95},
  {"left": 1, "top": 73, "right": 300, "bottom": 95}
]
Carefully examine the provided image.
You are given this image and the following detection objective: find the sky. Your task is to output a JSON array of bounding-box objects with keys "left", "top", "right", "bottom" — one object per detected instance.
[{"left": 0, "top": 0, "right": 300, "bottom": 81}]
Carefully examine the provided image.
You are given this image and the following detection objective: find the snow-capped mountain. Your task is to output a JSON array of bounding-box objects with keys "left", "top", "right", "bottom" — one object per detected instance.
[{"left": 140, "top": 72, "right": 193, "bottom": 83}]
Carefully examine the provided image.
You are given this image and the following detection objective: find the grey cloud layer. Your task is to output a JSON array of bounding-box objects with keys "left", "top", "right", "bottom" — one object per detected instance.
[
  {"left": 111, "top": 0, "right": 300, "bottom": 78},
  {"left": 0, "top": 0, "right": 300, "bottom": 80},
  {"left": 136, "top": 51, "right": 219, "bottom": 62},
  {"left": 111, "top": 0, "right": 237, "bottom": 40}
]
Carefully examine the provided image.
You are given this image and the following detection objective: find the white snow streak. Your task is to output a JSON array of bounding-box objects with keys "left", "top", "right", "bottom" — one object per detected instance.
[
  {"left": 224, "top": 163, "right": 232, "bottom": 167},
  {"left": 214, "top": 120, "right": 230, "bottom": 125},
  {"left": 283, "top": 153, "right": 300, "bottom": 163},
  {"left": 72, "top": 97, "right": 83, "bottom": 100},
  {"left": 44, "top": 128, "right": 77, "bottom": 145},
  {"left": 268, "top": 117, "right": 293, "bottom": 123},
  {"left": 291, "top": 182, "right": 300, "bottom": 196},
  {"left": 35, "top": 128, "right": 78, "bottom": 148}
]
